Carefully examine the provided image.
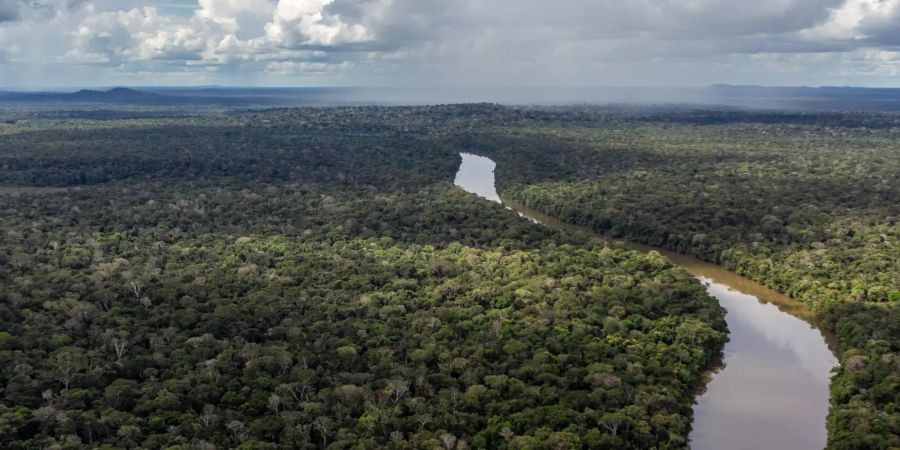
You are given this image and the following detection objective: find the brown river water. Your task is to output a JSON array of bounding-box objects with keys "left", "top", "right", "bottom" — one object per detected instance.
[{"left": 454, "top": 152, "right": 838, "bottom": 450}]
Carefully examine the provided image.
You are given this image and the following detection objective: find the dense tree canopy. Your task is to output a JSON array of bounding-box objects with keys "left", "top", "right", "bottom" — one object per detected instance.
[
  {"left": 473, "top": 110, "right": 900, "bottom": 449},
  {"left": 0, "top": 107, "right": 725, "bottom": 449},
  {"left": 1, "top": 103, "right": 898, "bottom": 448}
]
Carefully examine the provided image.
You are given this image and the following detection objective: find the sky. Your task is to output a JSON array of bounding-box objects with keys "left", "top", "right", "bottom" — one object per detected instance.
[{"left": 0, "top": 0, "right": 899, "bottom": 88}]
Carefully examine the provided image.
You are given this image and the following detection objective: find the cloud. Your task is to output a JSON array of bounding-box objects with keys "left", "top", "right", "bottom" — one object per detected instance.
[
  {"left": 0, "top": 0, "right": 19, "bottom": 22},
  {"left": 8, "top": 0, "right": 89, "bottom": 21},
  {"left": 798, "top": 0, "right": 900, "bottom": 48},
  {"left": 60, "top": 0, "right": 374, "bottom": 66},
  {"left": 65, "top": 7, "right": 204, "bottom": 64},
  {"left": 851, "top": 0, "right": 900, "bottom": 45},
  {"left": 196, "top": 0, "right": 273, "bottom": 39},
  {"left": 1, "top": 0, "right": 899, "bottom": 87},
  {"left": 264, "top": 0, "right": 371, "bottom": 47},
  {"left": 265, "top": 59, "right": 350, "bottom": 72}
]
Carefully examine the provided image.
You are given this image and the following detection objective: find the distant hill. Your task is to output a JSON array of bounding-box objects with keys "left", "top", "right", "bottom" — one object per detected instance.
[
  {"left": 75, "top": 87, "right": 165, "bottom": 103},
  {"left": 0, "top": 87, "right": 294, "bottom": 106},
  {"left": 0, "top": 87, "right": 171, "bottom": 104}
]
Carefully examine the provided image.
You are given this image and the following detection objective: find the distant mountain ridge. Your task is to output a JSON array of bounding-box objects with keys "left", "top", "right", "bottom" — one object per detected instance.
[
  {"left": 0, "top": 86, "right": 350, "bottom": 107},
  {"left": 75, "top": 87, "right": 164, "bottom": 102},
  {"left": 0, "top": 87, "right": 170, "bottom": 104}
]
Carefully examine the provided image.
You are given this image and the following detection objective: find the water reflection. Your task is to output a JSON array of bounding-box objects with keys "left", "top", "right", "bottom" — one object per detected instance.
[
  {"left": 691, "top": 278, "right": 835, "bottom": 450},
  {"left": 454, "top": 153, "right": 501, "bottom": 203},
  {"left": 454, "top": 153, "right": 837, "bottom": 450}
]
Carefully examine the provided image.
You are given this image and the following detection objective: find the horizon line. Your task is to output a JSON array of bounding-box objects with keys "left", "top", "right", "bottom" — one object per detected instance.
[{"left": 5, "top": 84, "right": 900, "bottom": 92}]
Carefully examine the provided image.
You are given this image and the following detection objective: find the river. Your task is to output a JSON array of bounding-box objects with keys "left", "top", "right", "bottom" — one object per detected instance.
[{"left": 454, "top": 152, "right": 838, "bottom": 450}]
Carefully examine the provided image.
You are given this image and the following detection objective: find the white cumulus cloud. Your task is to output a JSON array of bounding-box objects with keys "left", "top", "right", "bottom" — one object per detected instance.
[
  {"left": 265, "top": 0, "right": 370, "bottom": 47},
  {"left": 1, "top": 0, "right": 899, "bottom": 87}
]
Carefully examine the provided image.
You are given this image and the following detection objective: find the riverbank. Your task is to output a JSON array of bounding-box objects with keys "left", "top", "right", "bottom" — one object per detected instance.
[{"left": 454, "top": 152, "right": 837, "bottom": 450}]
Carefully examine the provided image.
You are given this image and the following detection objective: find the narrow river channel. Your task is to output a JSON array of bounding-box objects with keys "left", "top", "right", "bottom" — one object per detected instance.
[{"left": 454, "top": 152, "right": 838, "bottom": 450}]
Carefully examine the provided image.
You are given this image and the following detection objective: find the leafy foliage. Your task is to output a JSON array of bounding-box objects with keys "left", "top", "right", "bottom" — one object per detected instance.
[
  {"left": 0, "top": 108, "right": 726, "bottom": 449},
  {"left": 3, "top": 103, "right": 897, "bottom": 448},
  {"left": 486, "top": 111, "right": 900, "bottom": 449}
]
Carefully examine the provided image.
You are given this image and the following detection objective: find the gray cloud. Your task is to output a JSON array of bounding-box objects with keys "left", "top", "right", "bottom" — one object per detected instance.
[
  {"left": 859, "top": 4, "right": 900, "bottom": 46},
  {"left": 0, "top": 0, "right": 19, "bottom": 22},
  {"left": 1, "top": 0, "right": 899, "bottom": 87}
]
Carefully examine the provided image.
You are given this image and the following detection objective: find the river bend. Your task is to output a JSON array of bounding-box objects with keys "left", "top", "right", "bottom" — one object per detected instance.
[{"left": 454, "top": 152, "right": 838, "bottom": 450}]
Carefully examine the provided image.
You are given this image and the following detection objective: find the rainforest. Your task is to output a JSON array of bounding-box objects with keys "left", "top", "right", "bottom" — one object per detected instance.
[{"left": 0, "top": 104, "right": 897, "bottom": 449}]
